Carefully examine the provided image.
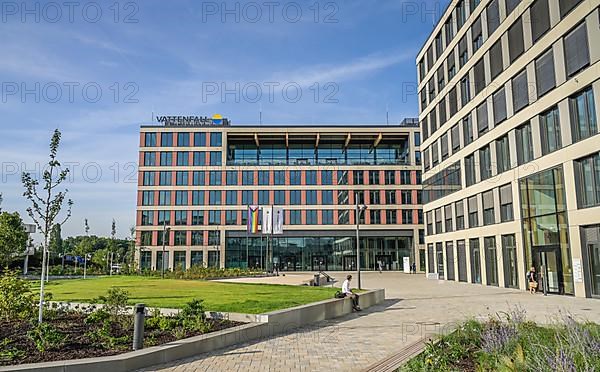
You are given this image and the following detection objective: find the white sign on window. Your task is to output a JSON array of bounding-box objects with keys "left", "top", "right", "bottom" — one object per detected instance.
[{"left": 573, "top": 258, "right": 583, "bottom": 283}]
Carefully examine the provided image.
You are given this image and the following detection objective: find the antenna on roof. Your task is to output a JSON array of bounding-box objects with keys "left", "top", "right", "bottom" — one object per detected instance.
[
  {"left": 259, "top": 103, "right": 262, "bottom": 125},
  {"left": 386, "top": 104, "right": 390, "bottom": 125}
]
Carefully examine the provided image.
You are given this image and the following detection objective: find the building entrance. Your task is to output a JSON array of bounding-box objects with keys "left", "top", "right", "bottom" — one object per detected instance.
[
  {"left": 533, "top": 246, "right": 564, "bottom": 295},
  {"left": 311, "top": 255, "right": 328, "bottom": 271},
  {"left": 343, "top": 255, "right": 357, "bottom": 271},
  {"left": 375, "top": 255, "right": 392, "bottom": 271}
]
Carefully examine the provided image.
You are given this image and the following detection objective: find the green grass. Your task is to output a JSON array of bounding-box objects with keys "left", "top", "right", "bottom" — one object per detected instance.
[{"left": 41, "top": 276, "right": 338, "bottom": 314}]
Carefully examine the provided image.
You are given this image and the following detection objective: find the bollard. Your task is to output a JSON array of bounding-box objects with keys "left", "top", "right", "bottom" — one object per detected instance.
[
  {"left": 133, "top": 303, "right": 145, "bottom": 350},
  {"left": 314, "top": 274, "right": 320, "bottom": 287}
]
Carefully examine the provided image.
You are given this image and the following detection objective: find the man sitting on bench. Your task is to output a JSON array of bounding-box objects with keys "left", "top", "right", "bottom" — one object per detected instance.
[{"left": 342, "top": 275, "right": 361, "bottom": 311}]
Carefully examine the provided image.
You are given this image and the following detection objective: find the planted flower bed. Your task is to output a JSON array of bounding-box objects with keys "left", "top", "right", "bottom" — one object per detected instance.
[
  {"left": 401, "top": 306, "right": 600, "bottom": 371},
  {"left": 0, "top": 271, "right": 242, "bottom": 366}
]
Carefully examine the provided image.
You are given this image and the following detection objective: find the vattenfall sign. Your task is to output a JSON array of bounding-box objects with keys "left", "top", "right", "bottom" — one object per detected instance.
[{"left": 157, "top": 114, "right": 230, "bottom": 127}]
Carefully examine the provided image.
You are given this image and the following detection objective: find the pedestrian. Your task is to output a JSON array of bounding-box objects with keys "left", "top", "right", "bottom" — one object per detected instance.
[
  {"left": 341, "top": 275, "right": 361, "bottom": 311},
  {"left": 411, "top": 262, "right": 417, "bottom": 274},
  {"left": 526, "top": 266, "right": 538, "bottom": 294},
  {"left": 378, "top": 261, "right": 382, "bottom": 273}
]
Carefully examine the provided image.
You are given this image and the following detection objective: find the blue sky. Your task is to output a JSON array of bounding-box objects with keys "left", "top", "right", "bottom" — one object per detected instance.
[{"left": 0, "top": 0, "right": 449, "bottom": 238}]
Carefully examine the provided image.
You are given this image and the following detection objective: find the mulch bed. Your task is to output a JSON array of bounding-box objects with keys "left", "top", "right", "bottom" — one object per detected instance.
[{"left": 0, "top": 313, "right": 243, "bottom": 366}]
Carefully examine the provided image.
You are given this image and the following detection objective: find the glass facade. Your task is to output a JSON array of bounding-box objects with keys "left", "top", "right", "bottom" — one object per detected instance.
[{"left": 520, "top": 167, "right": 573, "bottom": 295}]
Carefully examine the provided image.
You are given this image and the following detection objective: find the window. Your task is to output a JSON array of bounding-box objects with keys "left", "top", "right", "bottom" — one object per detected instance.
[
  {"left": 473, "top": 59, "right": 485, "bottom": 96},
  {"left": 493, "top": 88, "right": 507, "bottom": 125},
  {"left": 368, "top": 190, "right": 380, "bottom": 205},
  {"left": 274, "top": 190, "right": 285, "bottom": 205},
  {"left": 485, "top": 236, "right": 499, "bottom": 286},
  {"left": 456, "top": 1, "right": 466, "bottom": 29},
  {"left": 465, "top": 153, "right": 476, "bottom": 187},
  {"left": 208, "top": 231, "right": 220, "bottom": 245},
  {"left": 226, "top": 171, "right": 238, "bottom": 185},
  {"left": 540, "top": 106, "right": 562, "bottom": 155},
  {"left": 355, "top": 190, "right": 365, "bottom": 205},
  {"left": 424, "top": 147, "right": 430, "bottom": 171},
  {"left": 564, "top": 22, "right": 590, "bottom": 78},
  {"left": 487, "top": 0, "right": 500, "bottom": 35},
  {"left": 338, "top": 210, "right": 350, "bottom": 225},
  {"left": 194, "top": 132, "right": 206, "bottom": 146},
  {"left": 159, "top": 171, "right": 171, "bottom": 186},
  {"left": 370, "top": 210, "right": 381, "bottom": 225},
  {"left": 574, "top": 152, "right": 600, "bottom": 208},
  {"left": 429, "top": 110, "right": 438, "bottom": 135},
  {"left": 426, "top": 211, "right": 433, "bottom": 235},
  {"left": 174, "top": 232, "right": 186, "bottom": 246},
  {"left": 176, "top": 171, "right": 188, "bottom": 186},
  {"left": 477, "top": 101, "right": 489, "bottom": 134},
  {"left": 449, "top": 86, "right": 458, "bottom": 116},
  {"left": 447, "top": 52, "right": 456, "bottom": 80},
  {"left": 209, "top": 152, "right": 221, "bottom": 165},
  {"left": 274, "top": 171, "right": 285, "bottom": 185},
  {"left": 209, "top": 191, "right": 221, "bottom": 205},
  {"left": 208, "top": 210, "right": 221, "bottom": 225},
  {"left": 570, "top": 87, "right": 597, "bottom": 142},
  {"left": 306, "top": 210, "right": 318, "bottom": 225},
  {"left": 482, "top": 190, "right": 495, "bottom": 225},
  {"left": 353, "top": 171, "right": 364, "bottom": 185},
  {"left": 444, "top": 204, "right": 453, "bottom": 232},
  {"left": 463, "top": 114, "right": 474, "bottom": 145},
  {"left": 157, "top": 210, "right": 170, "bottom": 226},
  {"left": 160, "top": 152, "right": 172, "bottom": 166},
  {"left": 439, "top": 99, "right": 447, "bottom": 125},
  {"left": 242, "top": 190, "right": 254, "bottom": 205},
  {"left": 489, "top": 40, "right": 504, "bottom": 80},
  {"left": 512, "top": 69, "right": 529, "bottom": 113},
  {"left": 338, "top": 190, "right": 349, "bottom": 205},
  {"left": 193, "top": 151, "right": 205, "bottom": 166},
  {"left": 400, "top": 170, "right": 411, "bottom": 184},
  {"left": 289, "top": 210, "right": 302, "bottom": 225},
  {"left": 290, "top": 190, "right": 301, "bottom": 205},
  {"left": 515, "top": 122, "right": 533, "bottom": 165},
  {"left": 209, "top": 171, "right": 221, "bottom": 185},
  {"left": 290, "top": 171, "right": 301, "bottom": 185},
  {"left": 441, "top": 132, "right": 449, "bottom": 160},
  {"left": 337, "top": 170, "right": 348, "bottom": 185},
  {"left": 435, "top": 208, "right": 443, "bottom": 233},
  {"left": 505, "top": 0, "right": 521, "bottom": 15},
  {"left": 210, "top": 132, "right": 222, "bottom": 147},
  {"left": 305, "top": 170, "right": 317, "bottom": 185},
  {"left": 426, "top": 46, "right": 434, "bottom": 74},
  {"left": 451, "top": 124, "right": 461, "bottom": 151},
  {"left": 258, "top": 171, "right": 270, "bottom": 185},
  {"left": 455, "top": 200, "right": 465, "bottom": 230},
  {"left": 508, "top": 18, "right": 524, "bottom": 63},
  {"left": 386, "top": 210, "right": 397, "bottom": 224},
  {"left": 177, "top": 152, "right": 189, "bottom": 166},
  {"left": 479, "top": 145, "right": 492, "bottom": 181},
  {"left": 560, "top": 0, "right": 583, "bottom": 19},
  {"left": 141, "top": 211, "right": 153, "bottom": 226},
  {"left": 419, "top": 59, "right": 425, "bottom": 82},
  {"left": 495, "top": 135, "right": 511, "bottom": 174},
  {"left": 470, "top": 0, "right": 481, "bottom": 11},
  {"left": 460, "top": 76, "right": 470, "bottom": 106},
  {"left": 472, "top": 17, "right": 483, "bottom": 52},
  {"left": 143, "top": 171, "right": 155, "bottom": 186},
  {"left": 161, "top": 132, "right": 173, "bottom": 147},
  {"left": 321, "top": 171, "right": 333, "bottom": 185},
  {"left": 402, "top": 210, "right": 413, "bottom": 225},
  {"left": 158, "top": 191, "right": 171, "bottom": 206},
  {"left": 369, "top": 170, "right": 380, "bottom": 185},
  {"left": 445, "top": 16, "right": 454, "bottom": 43},
  {"left": 242, "top": 171, "right": 254, "bottom": 185},
  {"left": 499, "top": 183, "right": 514, "bottom": 221},
  {"left": 384, "top": 170, "right": 395, "bottom": 185},
  {"left": 437, "top": 65, "right": 445, "bottom": 92},
  {"left": 535, "top": 49, "right": 556, "bottom": 97},
  {"left": 225, "top": 190, "right": 236, "bottom": 205},
  {"left": 458, "top": 35, "right": 468, "bottom": 68},
  {"left": 322, "top": 210, "right": 333, "bottom": 225},
  {"left": 145, "top": 132, "right": 157, "bottom": 147},
  {"left": 531, "top": 0, "right": 550, "bottom": 42},
  {"left": 386, "top": 190, "right": 397, "bottom": 205},
  {"left": 192, "top": 171, "right": 205, "bottom": 186},
  {"left": 322, "top": 190, "right": 333, "bottom": 205},
  {"left": 468, "top": 196, "right": 479, "bottom": 228},
  {"left": 142, "top": 191, "right": 154, "bottom": 206},
  {"left": 144, "top": 152, "right": 156, "bottom": 166},
  {"left": 191, "top": 211, "right": 204, "bottom": 225},
  {"left": 401, "top": 190, "right": 412, "bottom": 204},
  {"left": 192, "top": 190, "right": 205, "bottom": 205},
  {"left": 177, "top": 133, "right": 190, "bottom": 147},
  {"left": 175, "top": 210, "right": 187, "bottom": 226},
  {"left": 306, "top": 190, "right": 317, "bottom": 204}
]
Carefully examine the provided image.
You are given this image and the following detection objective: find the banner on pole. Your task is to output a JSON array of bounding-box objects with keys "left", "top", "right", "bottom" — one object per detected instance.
[
  {"left": 273, "top": 206, "right": 284, "bottom": 235},
  {"left": 247, "top": 206, "right": 259, "bottom": 234},
  {"left": 262, "top": 206, "right": 273, "bottom": 234}
]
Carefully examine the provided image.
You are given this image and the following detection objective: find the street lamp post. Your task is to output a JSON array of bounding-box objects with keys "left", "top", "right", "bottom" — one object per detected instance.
[
  {"left": 355, "top": 202, "right": 368, "bottom": 290},
  {"left": 161, "top": 221, "right": 170, "bottom": 279}
]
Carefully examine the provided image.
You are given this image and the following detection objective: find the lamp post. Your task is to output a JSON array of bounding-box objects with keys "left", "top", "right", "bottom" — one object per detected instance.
[
  {"left": 161, "top": 221, "right": 170, "bottom": 279},
  {"left": 355, "top": 202, "right": 368, "bottom": 290}
]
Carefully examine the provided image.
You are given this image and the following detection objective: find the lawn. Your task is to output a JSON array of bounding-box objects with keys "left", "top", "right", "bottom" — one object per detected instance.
[{"left": 41, "top": 276, "right": 338, "bottom": 314}]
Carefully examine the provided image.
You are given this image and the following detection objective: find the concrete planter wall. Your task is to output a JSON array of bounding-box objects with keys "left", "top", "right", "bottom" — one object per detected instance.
[{"left": 2, "top": 289, "right": 384, "bottom": 372}]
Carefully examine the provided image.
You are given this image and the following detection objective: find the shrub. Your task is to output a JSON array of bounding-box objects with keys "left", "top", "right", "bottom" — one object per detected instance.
[
  {"left": 95, "top": 287, "right": 129, "bottom": 318},
  {"left": 26, "top": 323, "right": 67, "bottom": 353},
  {"left": 180, "top": 299, "right": 205, "bottom": 320},
  {"left": 0, "top": 270, "right": 36, "bottom": 321}
]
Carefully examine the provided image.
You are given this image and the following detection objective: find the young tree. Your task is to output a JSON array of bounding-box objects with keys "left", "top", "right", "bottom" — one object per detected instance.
[
  {"left": 48, "top": 224, "right": 63, "bottom": 268},
  {"left": 0, "top": 212, "right": 29, "bottom": 268},
  {"left": 22, "top": 129, "right": 73, "bottom": 323}
]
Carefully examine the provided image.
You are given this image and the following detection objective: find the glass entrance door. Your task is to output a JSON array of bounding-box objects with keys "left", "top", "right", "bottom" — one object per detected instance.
[
  {"left": 436, "top": 243, "right": 444, "bottom": 279},
  {"left": 375, "top": 255, "right": 392, "bottom": 271},
  {"left": 282, "top": 256, "right": 297, "bottom": 271},
  {"left": 311, "top": 255, "right": 328, "bottom": 271},
  {"left": 343, "top": 255, "right": 357, "bottom": 271},
  {"left": 588, "top": 242, "right": 600, "bottom": 297},
  {"left": 534, "top": 246, "right": 563, "bottom": 294}
]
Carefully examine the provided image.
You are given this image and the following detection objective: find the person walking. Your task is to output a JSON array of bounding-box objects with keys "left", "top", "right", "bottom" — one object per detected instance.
[
  {"left": 526, "top": 266, "right": 538, "bottom": 294},
  {"left": 342, "top": 275, "right": 361, "bottom": 311}
]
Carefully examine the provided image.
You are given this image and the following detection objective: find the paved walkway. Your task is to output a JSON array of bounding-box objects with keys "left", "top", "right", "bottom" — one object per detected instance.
[
  {"left": 214, "top": 273, "right": 316, "bottom": 286},
  {"left": 143, "top": 272, "right": 600, "bottom": 372}
]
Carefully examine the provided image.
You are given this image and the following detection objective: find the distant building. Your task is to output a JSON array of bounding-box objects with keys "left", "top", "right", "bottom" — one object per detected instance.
[{"left": 417, "top": 0, "right": 600, "bottom": 297}]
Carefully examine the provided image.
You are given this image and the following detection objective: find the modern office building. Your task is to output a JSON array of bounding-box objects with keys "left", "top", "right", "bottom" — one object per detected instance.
[
  {"left": 417, "top": 0, "right": 600, "bottom": 298},
  {"left": 136, "top": 119, "right": 424, "bottom": 272}
]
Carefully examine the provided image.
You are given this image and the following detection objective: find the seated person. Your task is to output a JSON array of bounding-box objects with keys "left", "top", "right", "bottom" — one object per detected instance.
[{"left": 341, "top": 275, "right": 361, "bottom": 311}]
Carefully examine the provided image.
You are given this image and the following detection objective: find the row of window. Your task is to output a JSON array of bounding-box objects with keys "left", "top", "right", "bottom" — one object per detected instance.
[
  {"left": 141, "top": 169, "right": 421, "bottom": 187},
  {"left": 144, "top": 151, "right": 222, "bottom": 166},
  {"left": 426, "top": 183, "right": 514, "bottom": 235},
  {"left": 422, "top": 16, "right": 593, "bottom": 145},
  {"left": 140, "top": 189, "right": 423, "bottom": 207},
  {"left": 144, "top": 132, "right": 222, "bottom": 147},
  {"left": 140, "top": 209, "right": 423, "bottom": 228},
  {"left": 424, "top": 84, "right": 597, "bottom": 197},
  {"left": 140, "top": 230, "right": 220, "bottom": 246},
  {"left": 419, "top": 0, "right": 585, "bottom": 100}
]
